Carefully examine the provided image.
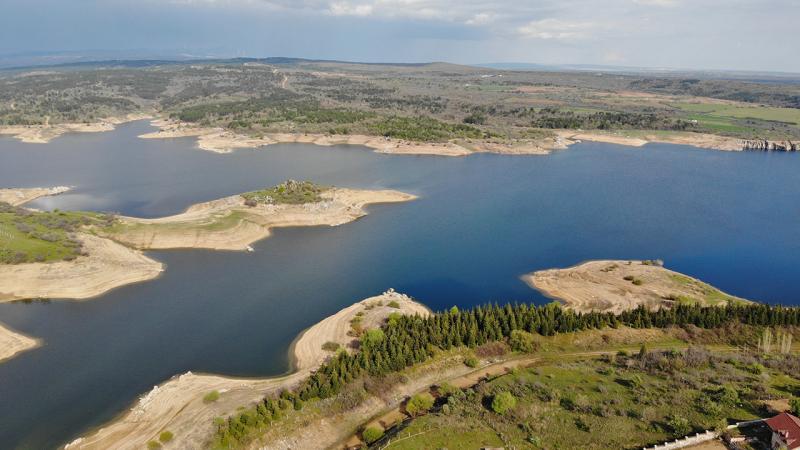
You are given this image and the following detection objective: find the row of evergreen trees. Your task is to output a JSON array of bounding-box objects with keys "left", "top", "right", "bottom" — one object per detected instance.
[
  {"left": 214, "top": 302, "right": 799, "bottom": 447},
  {"left": 297, "top": 303, "right": 799, "bottom": 401}
]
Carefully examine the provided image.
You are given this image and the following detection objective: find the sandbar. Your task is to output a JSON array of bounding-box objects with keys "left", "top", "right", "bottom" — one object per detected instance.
[
  {"left": 0, "top": 186, "right": 71, "bottom": 206},
  {"left": 0, "top": 322, "right": 41, "bottom": 363}
]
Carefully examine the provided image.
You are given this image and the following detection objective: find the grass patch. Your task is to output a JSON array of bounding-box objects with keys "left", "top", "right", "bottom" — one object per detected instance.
[
  {"left": 672, "top": 102, "right": 800, "bottom": 125},
  {"left": 159, "top": 431, "right": 174, "bottom": 443},
  {"left": 0, "top": 202, "right": 115, "bottom": 264},
  {"left": 389, "top": 349, "right": 800, "bottom": 449}
]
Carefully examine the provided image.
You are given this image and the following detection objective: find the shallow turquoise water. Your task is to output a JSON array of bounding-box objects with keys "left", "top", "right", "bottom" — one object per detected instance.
[{"left": 0, "top": 121, "right": 798, "bottom": 448}]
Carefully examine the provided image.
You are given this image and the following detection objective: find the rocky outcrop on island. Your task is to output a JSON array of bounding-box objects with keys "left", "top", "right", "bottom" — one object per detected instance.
[{"left": 740, "top": 139, "right": 798, "bottom": 152}]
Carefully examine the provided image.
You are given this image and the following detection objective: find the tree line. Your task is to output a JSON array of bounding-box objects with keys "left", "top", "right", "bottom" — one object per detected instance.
[{"left": 213, "top": 302, "right": 800, "bottom": 447}]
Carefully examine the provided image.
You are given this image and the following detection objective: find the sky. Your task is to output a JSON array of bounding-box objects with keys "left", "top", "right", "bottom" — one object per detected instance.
[{"left": 1, "top": 0, "right": 799, "bottom": 71}]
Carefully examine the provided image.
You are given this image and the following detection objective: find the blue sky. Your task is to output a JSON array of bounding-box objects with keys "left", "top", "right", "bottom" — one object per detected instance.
[{"left": 2, "top": 0, "right": 798, "bottom": 71}]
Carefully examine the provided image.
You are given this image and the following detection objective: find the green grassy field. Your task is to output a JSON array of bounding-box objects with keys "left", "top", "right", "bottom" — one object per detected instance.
[
  {"left": 384, "top": 350, "right": 800, "bottom": 449},
  {"left": 673, "top": 102, "right": 800, "bottom": 125},
  {"left": 0, "top": 203, "right": 113, "bottom": 264}
]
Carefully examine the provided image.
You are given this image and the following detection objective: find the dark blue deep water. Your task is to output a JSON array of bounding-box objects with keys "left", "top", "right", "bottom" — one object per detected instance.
[{"left": 0, "top": 121, "right": 799, "bottom": 448}]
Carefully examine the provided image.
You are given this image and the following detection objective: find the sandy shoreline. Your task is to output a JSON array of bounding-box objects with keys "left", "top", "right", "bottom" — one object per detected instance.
[
  {"left": 67, "top": 290, "right": 429, "bottom": 450},
  {"left": 556, "top": 130, "right": 744, "bottom": 152},
  {"left": 139, "top": 118, "right": 565, "bottom": 156},
  {"left": 0, "top": 186, "right": 412, "bottom": 300},
  {"left": 106, "top": 187, "right": 417, "bottom": 251},
  {"left": 140, "top": 118, "right": 749, "bottom": 156},
  {"left": 0, "top": 322, "right": 41, "bottom": 363},
  {"left": 0, "top": 186, "right": 71, "bottom": 206},
  {"left": 0, "top": 115, "right": 749, "bottom": 155},
  {"left": 0, "top": 233, "right": 164, "bottom": 303},
  {"left": 522, "top": 259, "right": 749, "bottom": 314},
  {"left": 0, "top": 114, "right": 152, "bottom": 144}
]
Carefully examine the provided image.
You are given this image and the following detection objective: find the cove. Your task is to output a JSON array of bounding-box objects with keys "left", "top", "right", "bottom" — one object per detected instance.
[{"left": 0, "top": 121, "right": 799, "bottom": 448}]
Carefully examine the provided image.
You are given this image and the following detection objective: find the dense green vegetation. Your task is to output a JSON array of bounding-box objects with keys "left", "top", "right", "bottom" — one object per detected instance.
[
  {"left": 240, "top": 180, "right": 326, "bottom": 206},
  {"left": 367, "top": 116, "right": 487, "bottom": 141},
  {"left": 385, "top": 348, "right": 800, "bottom": 449},
  {"left": 212, "top": 302, "right": 800, "bottom": 448},
  {"left": 514, "top": 107, "right": 694, "bottom": 132},
  {"left": 0, "top": 202, "right": 115, "bottom": 264}
]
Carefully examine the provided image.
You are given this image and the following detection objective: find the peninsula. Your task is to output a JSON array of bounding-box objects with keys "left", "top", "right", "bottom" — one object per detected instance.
[
  {"left": 522, "top": 259, "right": 750, "bottom": 313},
  {"left": 68, "top": 290, "right": 429, "bottom": 450},
  {"left": 0, "top": 181, "right": 415, "bottom": 300},
  {"left": 103, "top": 181, "right": 416, "bottom": 251}
]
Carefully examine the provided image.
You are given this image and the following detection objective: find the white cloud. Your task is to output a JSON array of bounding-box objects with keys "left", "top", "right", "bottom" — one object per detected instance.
[
  {"left": 517, "top": 18, "right": 594, "bottom": 40},
  {"left": 329, "top": 1, "right": 374, "bottom": 16}
]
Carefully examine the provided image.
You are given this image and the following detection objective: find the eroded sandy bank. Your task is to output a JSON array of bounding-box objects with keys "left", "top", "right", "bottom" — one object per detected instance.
[
  {"left": 0, "top": 322, "right": 41, "bottom": 363},
  {"left": 522, "top": 259, "right": 749, "bottom": 314},
  {"left": 0, "top": 114, "right": 153, "bottom": 144},
  {"left": 0, "top": 233, "right": 164, "bottom": 302},
  {"left": 66, "top": 290, "right": 429, "bottom": 450},
  {"left": 0, "top": 186, "right": 71, "bottom": 206},
  {"left": 107, "top": 187, "right": 417, "bottom": 250}
]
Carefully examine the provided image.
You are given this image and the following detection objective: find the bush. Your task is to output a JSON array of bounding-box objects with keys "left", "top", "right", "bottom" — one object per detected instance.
[
  {"left": 362, "top": 426, "right": 384, "bottom": 444},
  {"left": 361, "top": 329, "right": 385, "bottom": 348},
  {"left": 387, "top": 300, "right": 400, "bottom": 308},
  {"left": 491, "top": 391, "right": 517, "bottom": 415},
  {"left": 406, "top": 393, "right": 435, "bottom": 416},
  {"left": 509, "top": 330, "right": 538, "bottom": 353},
  {"left": 147, "top": 441, "right": 161, "bottom": 449},
  {"left": 668, "top": 415, "right": 691, "bottom": 436},
  {"left": 791, "top": 398, "right": 800, "bottom": 416},
  {"left": 159, "top": 431, "right": 174, "bottom": 443},
  {"left": 203, "top": 390, "right": 220, "bottom": 403},
  {"left": 464, "top": 356, "right": 479, "bottom": 368},
  {"left": 321, "top": 341, "right": 340, "bottom": 352}
]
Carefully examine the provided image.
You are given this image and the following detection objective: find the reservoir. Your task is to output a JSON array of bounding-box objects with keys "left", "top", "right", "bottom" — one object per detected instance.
[{"left": 1, "top": 120, "right": 799, "bottom": 448}]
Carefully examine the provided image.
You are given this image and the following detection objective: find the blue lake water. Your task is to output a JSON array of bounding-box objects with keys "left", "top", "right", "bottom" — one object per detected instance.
[{"left": 0, "top": 120, "right": 799, "bottom": 448}]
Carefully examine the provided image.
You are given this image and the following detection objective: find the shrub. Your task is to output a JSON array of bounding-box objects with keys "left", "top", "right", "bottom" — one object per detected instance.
[
  {"left": 509, "top": 329, "right": 538, "bottom": 353},
  {"left": 668, "top": 415, "right": 691, "bottom": 436},
  {"left": 491, "top": 391, "right": 517, "bottom": 415},
  {"left": 203, "top": 390, "right": 220, "bottom": 403},
  {"left": 791, "top": 398, "right": 800, "bottom": 416},
  {"left": 406, "top": 393, "right": 435, "bottom": 416},
  {"left": 388, "top": 300, "right": 400, "bottom": 308},
  {"left": 361, "top": 329, "right": 385, "bottom": 348},
  {"left": 464, "top": 356, "right": 479, "bottom": 368},
  {"left": 159, "top": 431, "right": 174, "bottom": 443},
  {"left": 147, "top": 441, "right": 161, "bottom": 449},
  {"left": 321, "top": 341, "right": 340, "bottom": 352},
  {"left": 362, "top": 426, "right": 384, "bottom": 444}
]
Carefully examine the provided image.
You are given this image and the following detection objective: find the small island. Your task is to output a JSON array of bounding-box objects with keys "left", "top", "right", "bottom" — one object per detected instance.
[
  {"left": 0, "top": 181, "right": 415, "bottom": 301},
  {"left": 522, "top": 259, "right": 750, "bottom": 313}
]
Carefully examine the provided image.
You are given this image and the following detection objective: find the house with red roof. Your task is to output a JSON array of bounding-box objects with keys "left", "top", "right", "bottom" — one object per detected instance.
[{"left": 766, "top": 412, "right": 800, "bottom": 450}]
